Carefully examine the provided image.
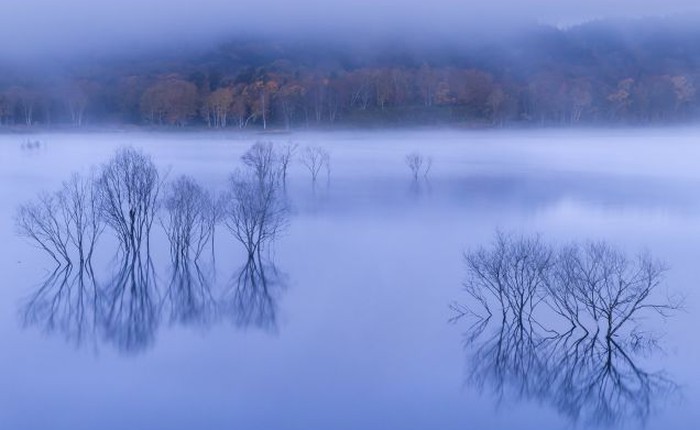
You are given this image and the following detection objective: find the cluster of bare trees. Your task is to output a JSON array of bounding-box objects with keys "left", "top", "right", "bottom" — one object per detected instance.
[
  {"left": 454, "top": 232, "right": 681, "bottom": 427},
  {"left": 17, "top": 142, "right": 301, "bottom": 353}
]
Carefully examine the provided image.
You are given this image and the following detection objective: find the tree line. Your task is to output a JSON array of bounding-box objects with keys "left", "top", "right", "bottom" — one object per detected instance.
[{"left": 3, "top": 17, "right": 700, "bottom": 128}]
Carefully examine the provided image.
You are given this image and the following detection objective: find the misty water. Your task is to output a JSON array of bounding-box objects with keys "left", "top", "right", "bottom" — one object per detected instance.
[{"left": 1, "top": 129, "right": 698, "bottom": 429}]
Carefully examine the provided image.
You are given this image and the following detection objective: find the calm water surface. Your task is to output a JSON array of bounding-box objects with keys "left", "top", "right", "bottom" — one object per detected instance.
[{"left": 0, "top": 129, "right": 698, "bottom": 429}]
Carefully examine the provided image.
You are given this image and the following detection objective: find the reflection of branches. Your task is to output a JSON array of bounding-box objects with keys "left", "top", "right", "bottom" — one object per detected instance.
[
  {"left": 457, "top": 232, "right": 681, "bottom": 427},
  {"left": 21, "top": 263, "right": 99, "bottom": 347},
  {"left": 465, "top": 318, "right": 677, "bottom": 428},
  {"left": 163, "top": 258, "right": 217, "bottom": 327},
  {"left": 100, "top": 252, "right": 159, "bottom": 354},
  {"left": 222, "top": 255, "right": 286, "bottom": 330}
]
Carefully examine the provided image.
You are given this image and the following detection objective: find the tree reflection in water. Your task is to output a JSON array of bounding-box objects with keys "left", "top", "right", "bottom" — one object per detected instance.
[
  {"left": 21, "top": 263, "right": 99, "bottom": 348},
  {"left": 17, "top": 144, "right": 291, "bottom": 354},
  {"left": 455, "top": 233, "right": 681, "bottom": 427},
  {"left": 224, "top": 255, "right": 287, "bottom": 331}
]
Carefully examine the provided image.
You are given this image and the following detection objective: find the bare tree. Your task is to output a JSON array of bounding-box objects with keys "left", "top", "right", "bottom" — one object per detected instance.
[
  {"left": 241, "top": 142, "right": 280, "bottom": 182},
  {"left": 405, "top": 152, "right": 424, "bottom": 181},
  {"left": 423, "top": 156, "right": 433, "bottom": 178},
  {"left": 161, "top": 175, "right": 216, "bottom": 262},
  {"left": 300, "top": 145, "right": 330, "bottom": 183},
  {"left": 96, "top": 148, "right": 161, "bottom": 254},
  {"left": 58, "top": 173, "right": 104, "bottom": 265},
  {"left": 279, "top": 141, "right": 298, "bottom": 186},
  {"left": 16, "top": 192, "right": 71, "bottom": 265},
  {"left": 222, "top": 164, "right": 288, "bottom": 260},
  {"left": 16, "top": 172, "right": 104, "bottom": 267}
]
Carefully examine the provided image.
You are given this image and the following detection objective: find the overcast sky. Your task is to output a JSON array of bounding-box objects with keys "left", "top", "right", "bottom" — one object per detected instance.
[{"left": 0, "top": 0, "right": 698, "bottom": 59}]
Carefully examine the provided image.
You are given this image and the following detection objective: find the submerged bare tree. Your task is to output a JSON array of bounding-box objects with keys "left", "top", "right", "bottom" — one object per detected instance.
[
  {"left": 96, "top": 147, "right": 161, "bottom": 254},
  {"left": 58, "top": 173, "right": 103, "bottom": 265},
  {"left": 406, "top": 152, "right": 432, "bottom": 181},
  {"left": 456, "top": 232, "right": 682, "bottom": 427},
  {"left": 242, "top": 141, "right": 278, "bottom": 183},
  {"left": 405, "top": 152, "right": 424, "bottom": 181},
  {"left": 159, "top": 175, "right": 219, "bottom": 326},
  {"left": 16, "top": 193, "right": 71, "bottom": 265},
  {"left": 223, "top": 165, "right": 288, "bottom": 260},
  {"left": 279, "top": 142, "right": 298, "bottom": 186},
  {"left": 16, "top": 172, "right": 103, "bottom": 266},
  {"left": 300, "top": 145, "right": 330, "bottom": 183},
  {"left": 161, "top": 175, "right": 216, "bottom": 261},
  {"left": 222, "top": 146, "right": 290, "bottom": 329},
  {"left": 463, "top": 232, "right": 553, "bottom": 325},
  {"left": 423, "top": 156, "right": 433, "bottom": 178}
]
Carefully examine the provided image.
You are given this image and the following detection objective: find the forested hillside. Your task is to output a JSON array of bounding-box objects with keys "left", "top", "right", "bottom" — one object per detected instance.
[{"left": 3, "top": 16, "right": 700, "bottom": 129}]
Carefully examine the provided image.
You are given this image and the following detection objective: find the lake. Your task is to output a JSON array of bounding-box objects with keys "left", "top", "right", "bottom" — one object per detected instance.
[{"left": 0, "top": 129, "right": 698, "bottom": 429}]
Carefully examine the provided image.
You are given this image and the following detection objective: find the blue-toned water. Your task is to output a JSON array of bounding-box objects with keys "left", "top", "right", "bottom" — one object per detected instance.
[{"left": 0, "top": 129, "right": 697, "bottom": 429}]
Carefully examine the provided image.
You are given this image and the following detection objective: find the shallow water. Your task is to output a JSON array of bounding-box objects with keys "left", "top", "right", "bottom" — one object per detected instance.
[{"left": 1, "top": 129, "right": 698, "bottom": 429}]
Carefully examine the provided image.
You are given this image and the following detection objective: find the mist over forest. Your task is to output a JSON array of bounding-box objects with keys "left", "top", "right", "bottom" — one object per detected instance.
[{"left": 3, "top": 15, "right": 700, "bottom": 129}]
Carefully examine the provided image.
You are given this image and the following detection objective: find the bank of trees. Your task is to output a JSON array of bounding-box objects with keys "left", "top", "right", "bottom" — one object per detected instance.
[{"left": 4, "top": 19, "right": 700, "bottom": 128}]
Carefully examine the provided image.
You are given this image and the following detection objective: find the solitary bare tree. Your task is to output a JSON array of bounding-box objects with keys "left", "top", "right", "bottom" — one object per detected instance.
[
  {"left": 300, "top": 145, "right": 330, "bottom": 183},
  {"left": 279, "top": 141, "right": 298, "bottom": 186},
  {"left": 406, "top": 152, "right": 424, "bottom": 181}
]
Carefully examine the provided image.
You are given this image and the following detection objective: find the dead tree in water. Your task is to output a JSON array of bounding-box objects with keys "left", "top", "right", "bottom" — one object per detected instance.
[
  {"left": 242, "top": 141, "right": 278, "bottom": 184},
  {"left": 58, "top": 173, "right": 103, "bottom": 265},
  {"left": 16, "top": 172, "right": 103, "bottom": 266},
  {"left": 96, "top": 148, "right": 161, "bottom": 254},
  {"left": 279, "top": 142, "right": 298, "bottom": 186},
  {"left": 300, "top": 145, "right": 330, "bottom": 183},
  {"left": 161, "top": 175, "right": 216, "bottom": 261},
  {"left": 223, "top": 165, "right": 288, "bottom": 260},
  {"left": 16, "top": 192, "right": 71, "bottom": 265},
  {"left": 405, "top": 152, "right": 423, "bottom": 181}
]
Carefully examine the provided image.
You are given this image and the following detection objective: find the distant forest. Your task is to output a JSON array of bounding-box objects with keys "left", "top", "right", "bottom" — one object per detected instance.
[{"left": 3, "top": 16, "right": 700, "bottom": 129}]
